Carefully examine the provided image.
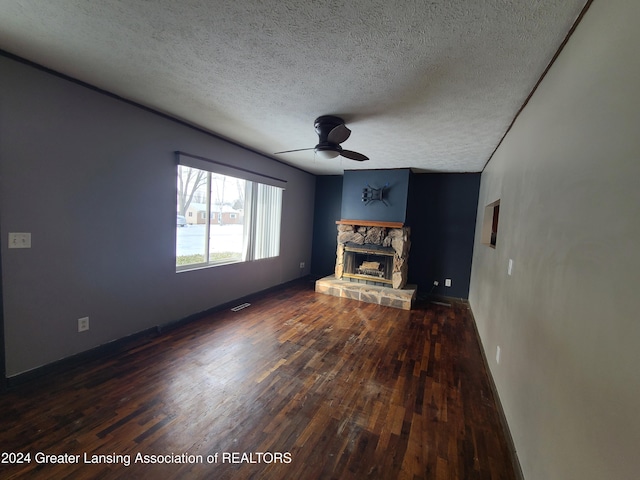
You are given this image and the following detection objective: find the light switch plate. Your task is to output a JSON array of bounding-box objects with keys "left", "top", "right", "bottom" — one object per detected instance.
[{"left": 9, "top": 232, "right": 31, "bottom": 249}]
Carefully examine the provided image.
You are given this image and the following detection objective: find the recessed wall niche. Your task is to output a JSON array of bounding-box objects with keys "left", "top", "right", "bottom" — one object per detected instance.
[{"left": 481, "top": 199, "right": 500, "bottom": 248}]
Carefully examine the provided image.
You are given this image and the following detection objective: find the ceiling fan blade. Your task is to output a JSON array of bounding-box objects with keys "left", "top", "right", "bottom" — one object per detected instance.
[
  {"left": 273, "top": 147, "right": 315, "bottom": 155},
  {"left": 340, "top": 150, "right": 369, "bottom": 161},
  {"left": 327, "top": 123, "right": 351, "bottom": 144}
]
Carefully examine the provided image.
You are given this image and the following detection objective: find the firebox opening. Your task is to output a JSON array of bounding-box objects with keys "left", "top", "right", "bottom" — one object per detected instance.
[{"left": 342, "top": 244, "right": 394, "bottom": 286}]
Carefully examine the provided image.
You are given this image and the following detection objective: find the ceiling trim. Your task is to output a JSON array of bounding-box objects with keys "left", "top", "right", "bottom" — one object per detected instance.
[
  {"left": 0, "top": 49, "right": 312, "bottom": 176},
  {"left": 482, "top": 0, "right": 595, "bottom": 172}
]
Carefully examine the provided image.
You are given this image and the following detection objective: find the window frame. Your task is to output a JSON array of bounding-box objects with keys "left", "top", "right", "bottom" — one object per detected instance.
[{"left": 175, "top": 152, "right": 286, "bottom": 272}]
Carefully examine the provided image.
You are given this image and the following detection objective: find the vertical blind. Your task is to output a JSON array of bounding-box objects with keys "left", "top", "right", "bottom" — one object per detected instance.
[{"left": 252, "top": 182, "right": 282, "bottom": 260}]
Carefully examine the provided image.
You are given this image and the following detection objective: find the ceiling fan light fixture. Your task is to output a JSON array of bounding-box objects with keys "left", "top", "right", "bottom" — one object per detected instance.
[{"left": 315, "top": 148, "right": 340, "bottom": 160}]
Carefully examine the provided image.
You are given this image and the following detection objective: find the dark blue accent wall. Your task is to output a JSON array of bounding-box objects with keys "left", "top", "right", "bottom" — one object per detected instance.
[
  {"left": 311, "top": 171, "right": 480, "bottom": 299},
  {"left": 341, "top": 169, "right": 410, "bottom": 223},
  {"left": 406, "top": 173, "right": 480, "bottom": 298},
  {"left": 310, "top": 175, "right": 343, "bottom": 277}
]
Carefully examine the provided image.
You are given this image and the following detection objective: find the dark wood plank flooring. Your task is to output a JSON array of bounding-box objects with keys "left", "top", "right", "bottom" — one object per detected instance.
[{"left": 0, "top": 281, "right": 516, "bottom": 479}]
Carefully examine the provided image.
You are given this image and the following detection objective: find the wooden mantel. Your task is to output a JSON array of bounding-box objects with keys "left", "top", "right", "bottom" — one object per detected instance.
[{"left": 336, "top": 219, "right": 404, "bottom": 228}]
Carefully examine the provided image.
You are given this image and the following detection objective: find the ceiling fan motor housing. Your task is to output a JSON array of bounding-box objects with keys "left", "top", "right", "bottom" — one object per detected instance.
[
  {"left": 314, "top": 115, "right": 344, "bottom": 139},
  {"left": 314, "top": 115, "right": 349, "bottom": 152}
]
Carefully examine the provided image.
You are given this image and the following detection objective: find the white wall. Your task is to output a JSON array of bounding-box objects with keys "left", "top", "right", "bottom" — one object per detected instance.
[
  {"left": 469, "top": 0, "right": 640, "bottom": 478},
  {"left": 0, "top": 56, "right": 315, "bottom": 376}
]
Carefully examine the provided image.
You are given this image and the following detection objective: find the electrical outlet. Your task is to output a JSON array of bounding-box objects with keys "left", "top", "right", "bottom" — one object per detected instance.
[
  {"left": 299, "top": 262, "right": 305, "bottom": 269},
  {"left": 78, "top": 317, "right": 89, "bottom": 332},
  {"left": 8, "top": 232, "right": 31, "bottom": 249},
  {"left": 445, "top": 278, "right": 452, "bottom": 287},
  {"left": 433, "top": 280, "right": 439, "bottom": 286},
  {"left": 496, "top": 345, "right": 501, "bottom": 364}
]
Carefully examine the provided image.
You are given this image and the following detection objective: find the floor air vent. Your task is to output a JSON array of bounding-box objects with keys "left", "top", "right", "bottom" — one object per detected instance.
[
  {"left": 430, "top": 301, "right": 451, "bottom": 307},
  {"left": 230, "top": 302, "right": 251, "bottom": 312}
]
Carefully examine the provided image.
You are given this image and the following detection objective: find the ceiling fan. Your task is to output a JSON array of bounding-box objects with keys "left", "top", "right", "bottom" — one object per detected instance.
[{"left": 274, "top": 115, "right": 369, "bottom": 161}]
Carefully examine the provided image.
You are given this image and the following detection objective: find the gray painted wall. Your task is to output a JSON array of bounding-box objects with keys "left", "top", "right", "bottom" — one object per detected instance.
[
  {"left": 469, "top": 0, "right": 640, "bottom": 478},
  {"left": 0, "top": 56, "right": 315, "bottom": 377}
]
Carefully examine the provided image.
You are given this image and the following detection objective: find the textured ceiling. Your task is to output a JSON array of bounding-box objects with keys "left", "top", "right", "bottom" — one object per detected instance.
[{"left": 0, "top": 0, "right": 588, "bottom": 174}]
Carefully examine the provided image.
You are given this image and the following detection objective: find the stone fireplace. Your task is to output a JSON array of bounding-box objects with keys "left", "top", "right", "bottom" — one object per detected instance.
[
  {"left": 334, "top": 220, "right": 410, "bottom": 289},
  {"left": 315, "top": 219, "right": 416, "bottom": 310},
  {"left": 314, "top": 169, "right": 415, "bottom": 308}
]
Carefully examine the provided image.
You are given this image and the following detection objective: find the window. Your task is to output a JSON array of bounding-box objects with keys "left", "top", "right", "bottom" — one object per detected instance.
[
  {"left": 175, "top": 152, "right": 285, "bottom": 271},
  {"left": 481, "top": 199, "right": 500, "bottom": 248}
]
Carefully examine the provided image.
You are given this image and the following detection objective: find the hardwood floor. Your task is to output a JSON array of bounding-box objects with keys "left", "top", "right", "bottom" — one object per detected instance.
[{"left": 0, "top": 280, "right": 517, "bottom": 479}]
